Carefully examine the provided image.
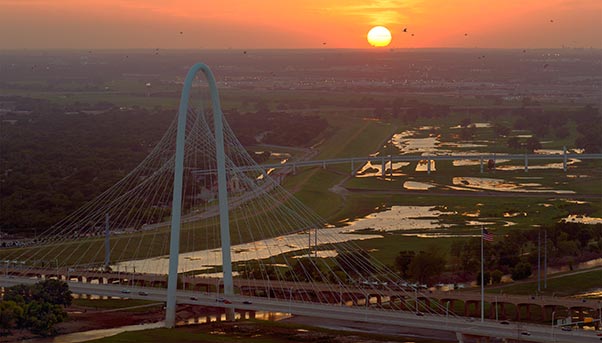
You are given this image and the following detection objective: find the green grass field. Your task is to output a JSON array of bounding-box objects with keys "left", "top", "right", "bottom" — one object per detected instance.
[{"left": 487, "top": 268, "right": 602, "bottom": 297}]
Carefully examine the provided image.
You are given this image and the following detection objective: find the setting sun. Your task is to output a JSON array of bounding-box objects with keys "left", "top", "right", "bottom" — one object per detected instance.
[{"left": 367, "top": 26, "right": 392, "bottom": 47}]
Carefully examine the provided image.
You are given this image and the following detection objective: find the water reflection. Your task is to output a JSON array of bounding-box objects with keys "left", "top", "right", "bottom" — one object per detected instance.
[
  {"left": 178, "top": 311, "right": 291, "bottom": 326},
  {"left": 562, "top": 214, "right": 602, "bottom": 224},
  {"left": 452, "top": 177, "right": 575, "bottom": 194},
  {"left": 403, "top": 181, "right": 435, "bottom": 190}
]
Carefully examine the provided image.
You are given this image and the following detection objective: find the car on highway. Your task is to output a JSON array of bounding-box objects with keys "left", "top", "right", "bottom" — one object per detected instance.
[
  {"left": 520, "top": 331, "right": 531, "bottom": 336},
  {"left": 121, "top": 289, "right": 131, "bottom": 294},
  {"left": 216, "top": 297, "right": 232, "bottom": 304},
  {"left": 190, "top": 296, "right": 198, "bottom": 301},
  {"left": 560, "top": 326, "right": 572, "bottom": 331},
  {"left": 138, "top": 291, "right": 148, "bottom": 296},
  {"left": 499, "top": 321, "right": 510, "bottom": 325},
  {"left": 243, "top": 300, "right": 252, "bottom": 305}
]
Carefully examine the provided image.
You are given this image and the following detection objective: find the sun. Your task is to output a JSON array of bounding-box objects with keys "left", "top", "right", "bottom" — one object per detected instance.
[{"left": 367, "top": 26, "right": 392, "bottom": 47}]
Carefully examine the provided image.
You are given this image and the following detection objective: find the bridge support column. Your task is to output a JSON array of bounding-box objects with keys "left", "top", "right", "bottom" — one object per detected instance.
[
  {"left": 381, "top": 157, "right": 385, "bottom": 177},
  {"left": 480, "top": 157, "right": 483, "bottom": 173},
  {"left": 524, "top": 154, "right": 528, "bottom": 172},
  {"left": 165, "top": 63, "right": 236, "bottom": 327},
  {"left": 563, "top": 146, "right": 567, "bottom": 172},
  {"left": 350, "top": 160, "right": 355, "bottom": 176},
  {"left": 455, "top": 332, "right": 465, "bottom": 343}
]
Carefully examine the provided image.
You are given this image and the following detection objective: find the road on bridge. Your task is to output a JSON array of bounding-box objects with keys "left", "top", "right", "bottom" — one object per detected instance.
[{"left": 1, "top": 276, "right": 599, "bottom": 343}]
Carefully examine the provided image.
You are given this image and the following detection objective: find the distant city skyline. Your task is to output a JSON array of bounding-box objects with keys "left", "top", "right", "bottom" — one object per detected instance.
[{"left": 0, "top": 0, "right": 600, "bottom": 49}]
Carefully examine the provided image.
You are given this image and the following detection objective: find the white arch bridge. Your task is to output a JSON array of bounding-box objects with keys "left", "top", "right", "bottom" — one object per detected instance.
[{"left": 1, "top": 63, "right": 601, "bottom": 343}]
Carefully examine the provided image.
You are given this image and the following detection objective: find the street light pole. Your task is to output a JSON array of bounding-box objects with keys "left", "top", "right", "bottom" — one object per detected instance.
[
  {"left": 289, "top": 287, "right": 293, "bottom": 314},
  {"left": 495, "top": 296, "right": 498, "bottom": 321},
  {"left": 216, "top": 278, "right": 222, "bottom": 297},
  {"left": 446, "top": 301, "right": 450, "bottom": 322},
  {"left": 551, "top": 311, "right": 556, "bottom": 342},
  {"left": 415, "top": 288, "right": 419, "bottom": 313}
]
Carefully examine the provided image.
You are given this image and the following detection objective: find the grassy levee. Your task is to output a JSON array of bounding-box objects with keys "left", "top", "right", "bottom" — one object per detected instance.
[
  {"left": 0, "top": 199, "right": 330, "bottom": 266},
  {"left": 282, "top": 115, "right": 399, "bottom": 219},
  {"left": 486, "top": 268, "right": 602, "bottom": 297}
]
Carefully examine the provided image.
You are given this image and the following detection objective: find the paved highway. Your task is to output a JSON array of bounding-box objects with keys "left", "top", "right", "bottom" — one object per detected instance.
[{"left": 1, "top": 277, "right": 599, "bottom": 342}]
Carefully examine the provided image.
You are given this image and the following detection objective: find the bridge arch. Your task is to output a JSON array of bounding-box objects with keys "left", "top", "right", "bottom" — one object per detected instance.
[{"left": 165, "top": 63, "right": 234, "bottom": 328}]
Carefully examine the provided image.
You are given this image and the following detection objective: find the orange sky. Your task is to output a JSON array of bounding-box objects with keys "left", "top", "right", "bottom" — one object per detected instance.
[{"left": 0, "top": 0, "right": 600, "bottom": 49}]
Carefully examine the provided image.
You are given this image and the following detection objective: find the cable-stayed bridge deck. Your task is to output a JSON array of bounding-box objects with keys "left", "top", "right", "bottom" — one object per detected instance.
[{"left": 1, "top": 276, "right": 599, "bottom": 343}]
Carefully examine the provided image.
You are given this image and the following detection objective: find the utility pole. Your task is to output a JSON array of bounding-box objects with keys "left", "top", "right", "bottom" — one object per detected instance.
[
  {"left": 544, "top": 230, "right": 548, "bottom": 289},
  {"left": 314, "top": 228, "right": 318, "bottom": 258},
  {"left": 104, "top": 213, "right": 110, "bottom": 270},
  {"left": 537, "top": 230, "right": 541, "bottom": 293},
  {"left": 480, "top": 227, "right": 484, "bottom": 323}
]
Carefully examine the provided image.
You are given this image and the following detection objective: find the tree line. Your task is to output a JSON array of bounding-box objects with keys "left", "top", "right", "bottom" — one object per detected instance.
[
  {"left": 0, "top": 96, "right": 329, "bottom": 234},
  {"left": 394, "top": 222, "right": 602, "bottom": 285},
  {"left": 0, "top": 279, "right": 72, "bottom": 337}
]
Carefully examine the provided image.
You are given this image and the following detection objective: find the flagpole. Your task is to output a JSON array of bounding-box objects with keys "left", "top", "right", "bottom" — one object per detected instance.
[{"left": 481, "top": 226, "right": 484, "bottom": 323}]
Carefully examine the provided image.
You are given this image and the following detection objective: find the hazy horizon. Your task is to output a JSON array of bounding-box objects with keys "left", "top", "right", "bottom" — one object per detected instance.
[{"left": 1, "top": 0, "right": 600, "bottom": 50}]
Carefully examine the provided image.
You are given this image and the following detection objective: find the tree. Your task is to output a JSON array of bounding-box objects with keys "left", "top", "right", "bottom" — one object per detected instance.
[
  {"left": 476, "top": 271, "right": 491, "bottom": 286},
  {"left": 491, "top": 270, "right": 503, "bottom": 284},
  {"left": 459, "top": 125, "right": 475, "bottom": 139},
  {"left": 0, "top": 300, "right": 24, "bottom": 335},
  {"left": 577, "top": 228, "right": 592, "bottom": 248},
  {"left": 407, "top": 250, "right": 446, "bottom": 284},
  {"left": 1, "top": 280, "right": 70, "bottom": 337},
  {"left": 507, "top": 137, "right": 522, "bottom": 150},
  {"left": 511, "top": 262, "right": 532, "bottom": 281},
  {"left": 493, "top": 123, "right": 510, "bottom": 137},
  {"left": 394, "top": 250, "right": 415, "bottom": 278},
  {"left": 32, "top": 279, "right": 72, "bottom": 307},
  {"left": 23, "top": 301, "right": 67, "bottom": 336},
  {"left": 525, "top": 136, "right": 542, "bottom": 152},
  {"left": 3, "top": 284, "right": 33, "bottom": 304}
]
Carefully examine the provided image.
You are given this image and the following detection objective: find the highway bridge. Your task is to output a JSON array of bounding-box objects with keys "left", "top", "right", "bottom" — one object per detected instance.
[{"left": 1, "top": 276, "right": 600, "bottom": 343}]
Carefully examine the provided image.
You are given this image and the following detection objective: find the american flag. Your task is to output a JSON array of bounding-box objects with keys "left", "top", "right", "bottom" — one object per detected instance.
[{"left": 483, "top": 228, "right": 494, "bottom": 242}]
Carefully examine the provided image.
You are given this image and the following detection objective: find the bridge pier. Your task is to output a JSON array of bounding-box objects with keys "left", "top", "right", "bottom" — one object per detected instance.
[
  {"left": 480, "top": 157, "right": 483, "bottom": 173},
  {"left": 465, "top": 300, "right": 480, "bottom": 317},
  {"left": 563, "top": 146, "right": 567, "bottom": 172}
]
